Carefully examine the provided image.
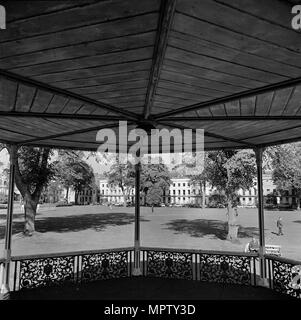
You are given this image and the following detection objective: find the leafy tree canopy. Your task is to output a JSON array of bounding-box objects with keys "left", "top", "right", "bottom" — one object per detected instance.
[
  {"left": 53, "top": 150, "right": 94, "bottom": 194},
  {"left": 141, "top": 163, "right": 171, "bottom": 195},
  {"left": 267, "top": 143, "right": 301, "bottom": 193},
  {"left": 206, "top": 150, "right": 256, "bottom": 202}
]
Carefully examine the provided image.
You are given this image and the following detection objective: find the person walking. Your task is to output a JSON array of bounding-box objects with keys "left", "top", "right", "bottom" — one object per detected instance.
[{"left": 277, "top": 217, "right": 283, "bottom": 236}]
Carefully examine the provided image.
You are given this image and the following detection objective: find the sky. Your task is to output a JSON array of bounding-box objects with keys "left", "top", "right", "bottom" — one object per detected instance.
[{"left": 0, "top": 148, "right": 201, "bottom": 176}]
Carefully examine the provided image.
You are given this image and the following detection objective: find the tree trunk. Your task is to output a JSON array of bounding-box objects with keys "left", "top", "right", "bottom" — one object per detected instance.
[
  {"left": 123, "top": 194, "right": 127, "bottom": 207},
  {"left": 202, "top": 181, "right": 206, "bottom": 209},
  {"left": 226, "top": 199, "right": 239, "bottom": 241},
  {"left": 92, "top": 188, "right": 97, "bottom": 205},
  {"left": 66, "top": 186, "right": 69, "bottom": 203},
  {"left": 24, "top": 193, "right": 38, "bottom": 236},
  {"left": 75, "top": 191, "right": 79, "bottom": 205},
  {"left": 7, "top": 145, "right": 51, "bottom": 236}
]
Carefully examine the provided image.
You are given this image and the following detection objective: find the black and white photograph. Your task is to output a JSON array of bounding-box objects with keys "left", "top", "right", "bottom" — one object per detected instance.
[{"left": 0, "top": 0, "right": 300, "bottom": 310}]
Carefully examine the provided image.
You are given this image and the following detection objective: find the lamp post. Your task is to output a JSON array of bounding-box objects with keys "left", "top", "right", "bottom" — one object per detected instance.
[
  {"left": 133, "top": 161, "right": 142, "bottom": 276},
  {"left": 254, "top": 147, "right": 267, "bottom": 285}
]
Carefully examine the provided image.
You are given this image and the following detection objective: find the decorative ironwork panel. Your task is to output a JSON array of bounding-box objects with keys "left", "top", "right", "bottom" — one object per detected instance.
[
  {"left": 19, "top": 256, "right": 75, "bottom": 290},
  {"left": 146, "top": 251, "right": 193, "bottom": 280},
  {"left": 81, "top": 251, "right": 129, "bottom": 282},
  {"left": 272, "top": 260, "right": 301, "bottom": 299},
  {"left": 200, "top": 254, "right": 252, "bottom": 285}
]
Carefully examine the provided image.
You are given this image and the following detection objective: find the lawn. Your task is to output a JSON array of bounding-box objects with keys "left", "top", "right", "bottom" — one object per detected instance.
[{"left": 0, "top": 204, "right": 300, "bottom": 261}]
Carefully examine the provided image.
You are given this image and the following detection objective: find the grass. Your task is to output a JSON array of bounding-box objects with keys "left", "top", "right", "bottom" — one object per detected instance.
[{"left": 0, "top": 204, "right": 300, "bottom": 260}]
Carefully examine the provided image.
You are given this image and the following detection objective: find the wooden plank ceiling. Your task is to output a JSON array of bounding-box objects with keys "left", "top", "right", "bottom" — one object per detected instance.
[{"left": 0, "top": 0, "right": 301, "bottom": 151}]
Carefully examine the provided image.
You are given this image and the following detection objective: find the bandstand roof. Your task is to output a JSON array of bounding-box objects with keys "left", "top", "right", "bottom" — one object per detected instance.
[{"left": 0, "top": 0, "right": 301, "bottom": 152}]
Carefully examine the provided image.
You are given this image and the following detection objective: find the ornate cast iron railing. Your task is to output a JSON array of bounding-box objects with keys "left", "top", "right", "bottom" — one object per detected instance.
[
  {"left": 141, "top": 247, "right": 258, "bottom": 286},
  {"left": 199, "top": 251, "right": 257, "bottom": 285},
  {"left": 11, "top": 247, "right": 133, "bottom": 291},
  {"left": 8, "top": 247, "right": 301, "bottom": 299},
  {"left": 265, "top": 255, "right": 301, "bottom": 300},
  {"left": 141, "top": 248, "right": 197, "bottom": 280}
]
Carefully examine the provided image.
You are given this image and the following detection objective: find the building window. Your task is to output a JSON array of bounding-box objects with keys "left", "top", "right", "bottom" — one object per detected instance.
[
  {"left": 183, "top": 183, "right": 186, "bottom": 187},
  {"left": 178, "top": 183, "right": 180, "bottom": 187}
]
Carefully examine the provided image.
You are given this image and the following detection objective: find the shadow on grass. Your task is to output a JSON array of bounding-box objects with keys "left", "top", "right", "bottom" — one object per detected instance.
[
  {"left": 0, "top": 212, "right": 149, "bottom": 238},
  {"left": 0, "top": 213, "right": 24, "bottom": 220},
  {"left": 164, "top": 219, "right": 259, "bottom": 240}
]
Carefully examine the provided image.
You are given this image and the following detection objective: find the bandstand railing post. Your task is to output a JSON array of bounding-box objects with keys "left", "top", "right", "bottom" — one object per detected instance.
[
  {"left": 1, "top": 145, "right": 16, "bottom": 294},
  {"left": 133, "top": 161, "right": 142, "bottom": 276},
  {"left": 254, "top": 147, "right": 268, "bottom": 287}
]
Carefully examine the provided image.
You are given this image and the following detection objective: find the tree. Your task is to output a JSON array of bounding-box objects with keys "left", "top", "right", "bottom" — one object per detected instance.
[
  {"left": 7, "top": 145, "right": 54, "bottom": 235},
  {"left": 189, "top": 153, "right": 210, "bottom": 208},
  {"left": 145, "top": 185, "right": 163, "bottom": 211},
  {"left": 105, "top": 160, "right": 135, "bottom": 207},
  {"left": 267, "top": 143, "right": 301, "bottom": 209},
  {"left": 205, "top": 150, "right": 256, "bottom": 241},
  {"left": 141, "top": 163, "right": 171, "bottom": 208},
  {"left": 40, "top": 180, "right": 64, "bottom": 203},
  {"left": 53, "top": 151, "right": 94, "bottom": 205}
]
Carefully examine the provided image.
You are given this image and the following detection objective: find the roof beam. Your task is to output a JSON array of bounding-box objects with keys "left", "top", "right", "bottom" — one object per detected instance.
[
  {"left": 259, "top": 136, "right": 301, "bottom": 148},
  {"left": 0, "top": 69, "right": 140, "bottom": 121},
  {"left": 143, "top": 0, "right": 177, "bottom": 119},
  {"left": 159, "top": 121, "right": 256, "bottom": 148},
  {"left": 0, "top": 111, "right": 125, "bottom": 121},
  {"left": 239, "top": 123, "right": 301, "bottom": 142},
  {"left": 153, "top": 76, "right": 301, "bottom": 120},
  {"left": 18, "top": 143, "right": 99, "bottom": 152},
  {"left": 160, "top": 116, "right": 301, "bottom": 121},
  {"left": 18, "top": 122, "right": 121, "bottom": 146}
]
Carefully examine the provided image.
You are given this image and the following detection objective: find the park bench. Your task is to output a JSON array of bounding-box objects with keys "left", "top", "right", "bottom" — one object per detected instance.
[
  {"left": 244, "top": 243, "right": 281, "bottom": 256},
  {"left": 265, "top": 244, "right": 281, "bottom": 256}
]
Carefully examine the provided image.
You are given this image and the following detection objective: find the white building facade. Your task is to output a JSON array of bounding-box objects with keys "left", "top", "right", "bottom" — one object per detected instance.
[{"left": 97, "top": 172, "right": 296, "bottom": 207}]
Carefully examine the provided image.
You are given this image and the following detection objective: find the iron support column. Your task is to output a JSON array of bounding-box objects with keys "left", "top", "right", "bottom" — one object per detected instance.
[
  {"left": 1, "top": 146, "right": 16, "bottom": 294},
  {"left": 254, "top": 147, "right": 266, "bottom": 281},
  {"left": 133, "top": 162, "right": 142, "bottom": 276}
]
